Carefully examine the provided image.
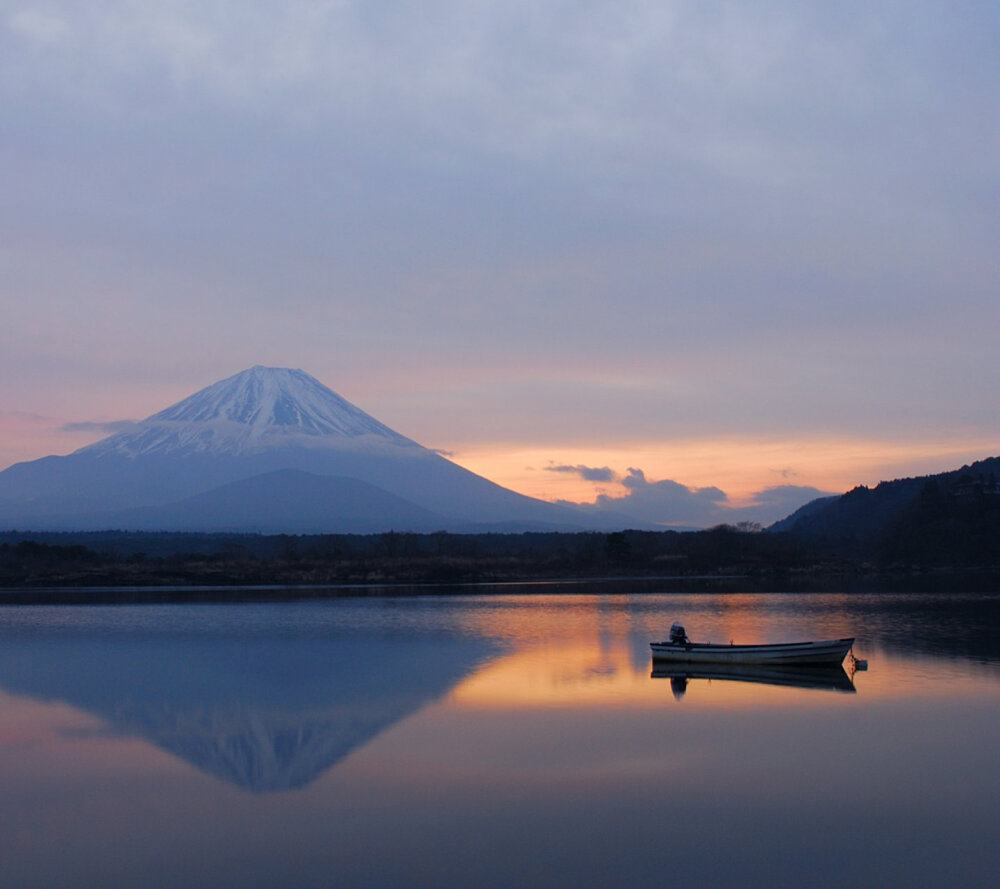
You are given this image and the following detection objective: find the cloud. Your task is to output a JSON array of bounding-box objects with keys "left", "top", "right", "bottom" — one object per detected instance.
[
  {"left": 7, "top": 8, "right": 72, "bottom": 45},
  {"left": 597, "top": 468, "right": 727, "bottom": 526},
  {"left": 0, "top": 410, "right": 51, "bottom": 426},
  {"left": 744, "top": 484, "right": 832, "bottom": 512},
  {"left": 545, "top": 463, "right": 617, "bottom": 483},
  {"left": 61, "top": 419, "right": 138, "bottom": 434},
  {"left": 561, "top": 467, "right": 834, "bottom": 528}
]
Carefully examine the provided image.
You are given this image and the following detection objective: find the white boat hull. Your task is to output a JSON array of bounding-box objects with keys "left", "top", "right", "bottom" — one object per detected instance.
[{"left": 649, "top": 637, "right": 854, "bottom": 666}]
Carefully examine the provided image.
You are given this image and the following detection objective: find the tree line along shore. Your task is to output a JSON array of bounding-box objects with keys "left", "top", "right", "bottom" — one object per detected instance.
[{"left": 2, "top": 522, "right": 999, "bottom": 590}]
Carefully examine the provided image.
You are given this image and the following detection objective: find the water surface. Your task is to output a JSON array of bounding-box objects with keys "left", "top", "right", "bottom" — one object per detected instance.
[{"left": 1, "top": 591, "right": 997, "bottom": 888}]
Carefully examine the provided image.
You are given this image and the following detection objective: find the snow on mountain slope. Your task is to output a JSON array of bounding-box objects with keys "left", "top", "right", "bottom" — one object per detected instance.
[{"left": 81, "top": 366, "right": 419, "bottom": 457}]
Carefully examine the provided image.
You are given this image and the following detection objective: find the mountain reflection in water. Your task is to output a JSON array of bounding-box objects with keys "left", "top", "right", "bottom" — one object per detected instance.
[{"left": 0, "top": 627, "right": 497, "bottom": 792}]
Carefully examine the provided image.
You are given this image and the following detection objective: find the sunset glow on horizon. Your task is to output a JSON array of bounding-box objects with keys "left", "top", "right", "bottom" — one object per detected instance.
[
  {"left": 1, "top": 401, "right": 996, "bottom": 528},
  {"left": 448, "top": 436, "right": 999, "bottom": 506}
]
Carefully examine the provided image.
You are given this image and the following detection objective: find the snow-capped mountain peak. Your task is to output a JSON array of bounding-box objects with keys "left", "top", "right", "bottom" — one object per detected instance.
[{"left": 79, "top": 366, "right": 419, "bottom": 457}]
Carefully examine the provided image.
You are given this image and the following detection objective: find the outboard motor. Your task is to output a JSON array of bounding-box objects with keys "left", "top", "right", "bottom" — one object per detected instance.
[{"left": 669, "top": 622, "right": 688, "bottom": 645}]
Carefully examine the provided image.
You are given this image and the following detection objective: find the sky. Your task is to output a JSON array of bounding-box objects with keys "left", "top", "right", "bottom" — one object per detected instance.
[{"left": 2, "top": 1, "right": 998, "bottom": 527}]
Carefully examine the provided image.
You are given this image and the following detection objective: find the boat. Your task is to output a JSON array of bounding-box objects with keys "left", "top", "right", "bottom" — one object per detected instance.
[{"left": 650, "top": 622, "right": 853, "bottom": 666}]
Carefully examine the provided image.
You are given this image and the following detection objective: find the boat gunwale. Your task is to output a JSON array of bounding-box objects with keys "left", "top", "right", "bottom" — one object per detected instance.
[{"left": 649, "top": 636, "right": 854, "bottom": 653}]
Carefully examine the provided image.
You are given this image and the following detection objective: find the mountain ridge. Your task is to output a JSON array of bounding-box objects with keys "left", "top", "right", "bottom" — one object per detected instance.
[
  {"left": 84, "top": 469, "right": 451, "bottom": 534},
  {"left": 774, "top": 456, "right": 1000, "bottom": 563},
  {"left": 0, "top": 367, "right": 643, "bottom": 533}
]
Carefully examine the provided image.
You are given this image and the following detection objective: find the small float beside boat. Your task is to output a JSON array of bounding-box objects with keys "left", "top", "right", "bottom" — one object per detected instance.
[{"left": 650, "top": 622, "right": 854, "bottom": 666}]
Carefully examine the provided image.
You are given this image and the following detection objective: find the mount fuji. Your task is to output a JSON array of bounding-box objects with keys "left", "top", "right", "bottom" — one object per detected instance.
[{"left": 0, "top": 367, "right": 629, "bottom": 533}]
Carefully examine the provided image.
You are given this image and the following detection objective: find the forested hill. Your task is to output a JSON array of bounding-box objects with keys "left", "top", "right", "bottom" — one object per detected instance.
[{"left": 774, "top": 456, "right": 1000, "bottom": 563}]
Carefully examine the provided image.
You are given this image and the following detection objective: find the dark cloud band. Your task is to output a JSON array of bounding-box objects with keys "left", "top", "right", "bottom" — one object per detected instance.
[{"left": 545, "top": 464, "right": 617, "bottom": 482}]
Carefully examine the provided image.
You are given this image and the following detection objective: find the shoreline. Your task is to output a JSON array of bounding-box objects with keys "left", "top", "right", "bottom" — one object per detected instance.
[{"left": 3, "top": 569, "right": 999, "bottom": 604}]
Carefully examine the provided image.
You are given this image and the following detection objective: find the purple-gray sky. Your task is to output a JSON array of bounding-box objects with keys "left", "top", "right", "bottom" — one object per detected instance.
[{"left": 2, "top": 1, "right": 998, "bottom": 525}]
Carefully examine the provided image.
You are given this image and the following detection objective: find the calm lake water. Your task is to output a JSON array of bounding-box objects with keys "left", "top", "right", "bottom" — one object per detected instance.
[{"left": 1, "top": 589, "right": 998, "bottom": 889}]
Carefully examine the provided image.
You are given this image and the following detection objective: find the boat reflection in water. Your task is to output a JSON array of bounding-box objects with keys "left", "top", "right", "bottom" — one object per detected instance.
[{"left": 651, "top": 663, "right": 857, "bottom": 700}]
